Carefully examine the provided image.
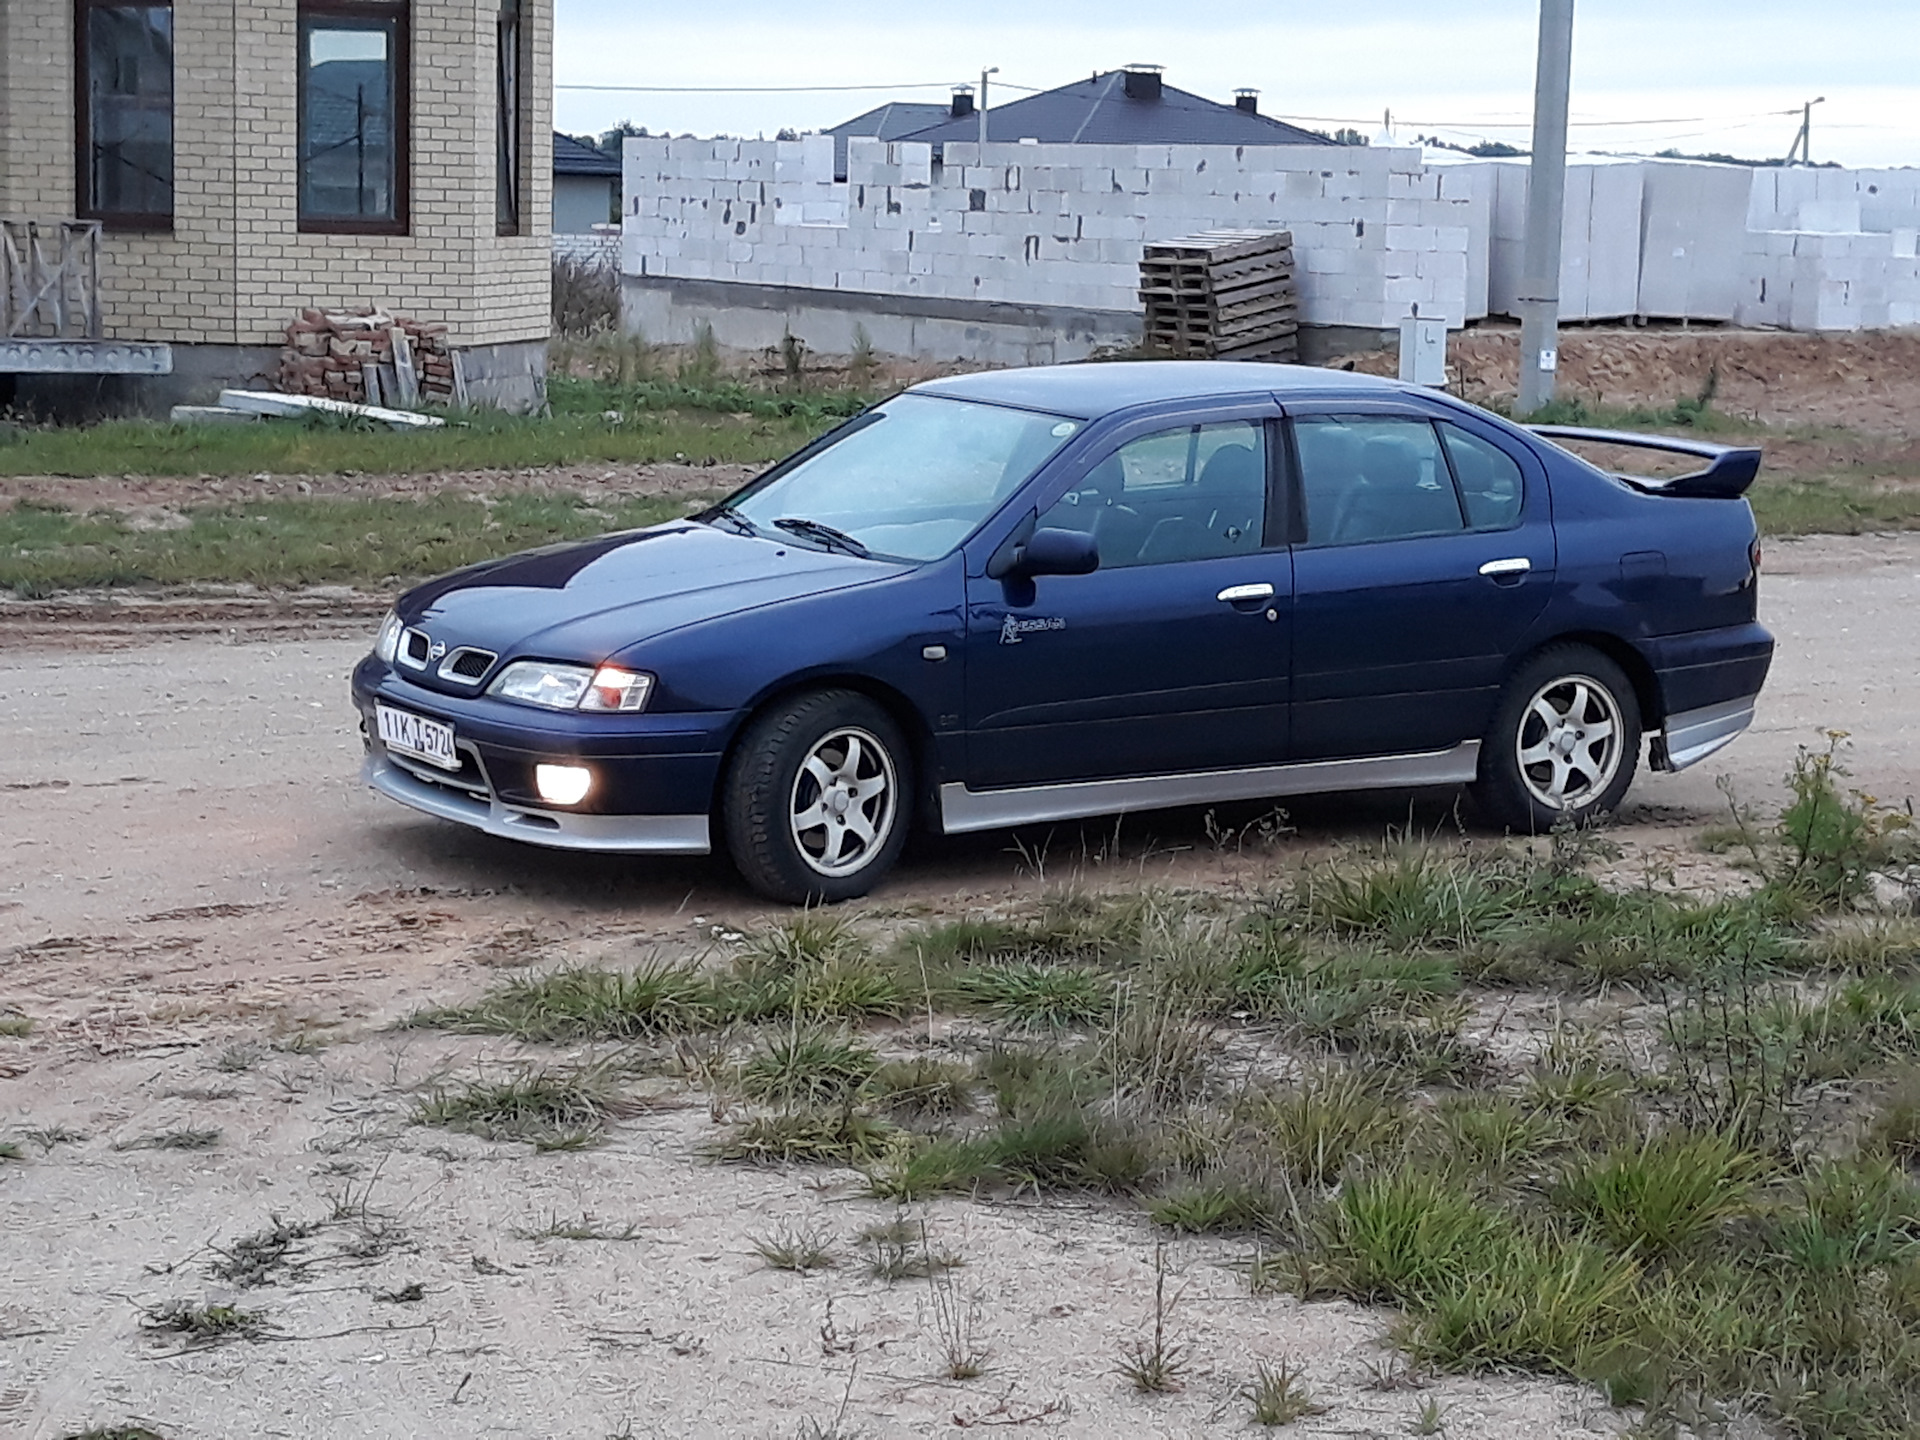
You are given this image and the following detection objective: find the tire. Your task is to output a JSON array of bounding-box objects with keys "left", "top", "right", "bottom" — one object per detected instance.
[
  {"left": 1472, "top": 645, "right": 1641, "bottom": 833},
  {"left": 722, "top": 690, "right": 913, "bottom": 904}
]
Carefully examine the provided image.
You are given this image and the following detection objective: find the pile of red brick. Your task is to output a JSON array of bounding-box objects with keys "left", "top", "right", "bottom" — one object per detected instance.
[{"left": 277, "top": 307, "right": 459, "bottom": 407}]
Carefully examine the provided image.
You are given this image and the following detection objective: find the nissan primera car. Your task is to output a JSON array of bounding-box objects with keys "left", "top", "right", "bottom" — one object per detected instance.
[{"left": 352, "top": 362, "right": 1773, "bottom": 903}]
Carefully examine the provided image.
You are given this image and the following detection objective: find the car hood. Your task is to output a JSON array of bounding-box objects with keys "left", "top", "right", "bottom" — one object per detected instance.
[{"left": 398, "top": 522, "right": 909, "bottom": 660}]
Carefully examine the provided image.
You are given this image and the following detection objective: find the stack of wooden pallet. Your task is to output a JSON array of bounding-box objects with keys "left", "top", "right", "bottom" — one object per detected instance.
[{"left": 1139, "top": 230, "right": 1298, "bottom": 362}]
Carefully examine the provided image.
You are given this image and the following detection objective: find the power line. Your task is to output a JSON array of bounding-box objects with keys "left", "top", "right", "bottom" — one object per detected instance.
[{"left": 556, "top": 80, "right": 971, "bottom": 94}]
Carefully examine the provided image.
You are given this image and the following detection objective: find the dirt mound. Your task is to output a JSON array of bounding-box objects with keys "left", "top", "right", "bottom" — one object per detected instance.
[{"left": 1343, "top": 327, "right": 1920, "bottom": 433}]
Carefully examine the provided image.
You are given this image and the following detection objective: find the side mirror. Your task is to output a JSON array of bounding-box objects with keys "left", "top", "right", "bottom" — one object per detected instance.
[{"left": 1014, "top": 527, "right": 1099, "bottom": 578}]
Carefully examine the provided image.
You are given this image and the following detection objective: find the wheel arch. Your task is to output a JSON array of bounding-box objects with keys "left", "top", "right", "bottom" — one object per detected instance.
[
  {"left": 710, "top": 671, "right": 941, "bottom": 824},
  {"left": 1515, "top": 631, "right": 1664, "bottom": 731}
]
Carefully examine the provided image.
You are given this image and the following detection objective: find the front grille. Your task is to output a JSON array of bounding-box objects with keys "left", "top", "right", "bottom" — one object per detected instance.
[
  {"left": 438, "top": 646, "right": 497, "bottom": 683},
  {"left": 398, "top": 626, "right": 432, "bottom": 669}
]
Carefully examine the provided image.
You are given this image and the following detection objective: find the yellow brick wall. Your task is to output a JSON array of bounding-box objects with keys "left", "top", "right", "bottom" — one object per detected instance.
[{"left": 0, "top": 0, "right": 550, "bottom": 349}]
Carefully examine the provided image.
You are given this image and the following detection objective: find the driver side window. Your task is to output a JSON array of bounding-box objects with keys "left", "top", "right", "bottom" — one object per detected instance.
[{"left": 1038, "top": 421, "right": 1267, "bottom": 569}]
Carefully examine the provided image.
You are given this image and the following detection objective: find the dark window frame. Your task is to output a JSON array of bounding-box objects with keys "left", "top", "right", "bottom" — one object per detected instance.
[
  {"left": 297, "top": 0, "right": 411, "bottom": 236},
  {"left": 495, "top": 0, "right": 523, "bottom": 235},
  {"left": 74, "top": 0, "right": 176, "bottom": 231}
]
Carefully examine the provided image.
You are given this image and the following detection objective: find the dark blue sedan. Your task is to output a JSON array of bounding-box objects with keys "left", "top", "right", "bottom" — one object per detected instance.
[{"left": 351, "top": 362, "right": 1773, "bottom": 902}]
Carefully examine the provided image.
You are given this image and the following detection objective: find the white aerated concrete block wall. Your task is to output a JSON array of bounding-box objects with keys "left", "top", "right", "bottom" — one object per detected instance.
[
  {"left": 1485, "top": 160, "right": 1643, "bottom": 321},
  {"left": 1638, "top": 161, "right": 1752, "bottom": 320},
  {"left": 624, "top": 135, "right": 1475, "bottom": 331}
]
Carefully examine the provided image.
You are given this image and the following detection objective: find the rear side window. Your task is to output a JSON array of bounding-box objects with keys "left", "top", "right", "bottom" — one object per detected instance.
[
  {"left": 1439, "top": 424, "right": 1525, "bottom": 531},
  {"left": 1294, "top": 416, "right": 1463, "bottom": 546}
]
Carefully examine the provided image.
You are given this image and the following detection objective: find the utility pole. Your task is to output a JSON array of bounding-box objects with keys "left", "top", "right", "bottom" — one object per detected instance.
[
  {"left": 1516, "top": 0, "right": 1575, "bottom": 416},
  {"left": 1787, "top": 96, "right": 1825, "bottom": 165},
  {"left": 979, "top": 67, "right": 998, "bottom": 151}
]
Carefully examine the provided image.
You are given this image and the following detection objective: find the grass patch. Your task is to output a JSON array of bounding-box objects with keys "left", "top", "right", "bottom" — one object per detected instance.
[
  {"left": 414, "top": 958, "right": 714, "bottom": 1041},
  {"left": 750, "top": 1221, "right": 839, "bottom": 1272},
  {"left": 0, "top": 388, "right": 823, "bottom": 481},
  {"left": 413, "top": 1066, "right": 626, "bottom": 1150},
  {"left": 1, "top": 492, "right": 694, "bottom": 597},
  {"left": 955, "top": 961, "right": 1109, "bottom": 1029},
  {"left": 112, "top": 1127, "right": 221, "bottom": 1152},
  {"left": 513, "top": 1213, "right": 646, "bottom": 1242},
  {"left": 858, "top": 1215, "right": 962, "bottom": 1282},
  {"left": 711, "top": 1110, "right": 893, "bottom": 1166},
  {"left": 1244, "top": 1358, "right": 1325, "bottom": 1426},
  {"left": 60, "top": 1428, "right": 169, "bottom": 1440},
  {"left": 0, "top": 1013, "right": 32, "bottom": 1038},
  {"left": 739, "top": 1032, "right": 880, "bottom": 1109},
  {"left": 138, "top": 1300, "right": 269, "bottom": 1349},
  {"left": 1554, "top": 1130, "right": 1762, "bottom": 1256}
]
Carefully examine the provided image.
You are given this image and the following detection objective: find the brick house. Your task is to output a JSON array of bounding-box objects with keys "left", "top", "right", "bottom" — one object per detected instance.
[{"left": 0, "top": 0, "right": 552, "bottom": 412}]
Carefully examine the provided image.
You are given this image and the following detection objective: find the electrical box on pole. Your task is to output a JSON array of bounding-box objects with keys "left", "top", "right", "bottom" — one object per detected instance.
[{"left": 1516, "top": 0, "right": 1575, "bottom": 416}]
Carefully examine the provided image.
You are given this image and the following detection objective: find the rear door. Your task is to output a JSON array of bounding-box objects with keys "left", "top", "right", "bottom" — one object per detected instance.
[
  {"left": 962, "top": 404, "right": 1293, "bottom": 789},
  {"left": 1285, "top": 402, "right": 1555, "bottom": 760}
]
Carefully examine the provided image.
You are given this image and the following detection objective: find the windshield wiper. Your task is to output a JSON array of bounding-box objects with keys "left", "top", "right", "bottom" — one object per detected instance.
[
  {"left": 773, "top": 517, "right": 871, "bottom": 558},
  {"left": 702, "top": 505, "right": 759, "bottom": 537}
]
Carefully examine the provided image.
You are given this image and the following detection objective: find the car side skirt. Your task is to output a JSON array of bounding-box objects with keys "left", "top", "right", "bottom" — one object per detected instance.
[
  {"left": 938, "top": 742, "right": 1482, "bottom": 835},
  {"left": 1650, "top": 695, "right": 1758, "bottom": 773},
  {"left": 364, "top": 754, "right": 712, "bottom": 854}
]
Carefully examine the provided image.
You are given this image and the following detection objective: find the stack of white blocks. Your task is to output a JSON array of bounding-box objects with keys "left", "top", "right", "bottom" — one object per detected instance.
[
  {"left": 623, "top": 135, "right": 1476, "bottom": 330},
  {"left": 622, "top": 132, "right": 1920, "bottom": 342},
  {"left": 1484, "top": 159, "right": 1644, "bottom": 321}
]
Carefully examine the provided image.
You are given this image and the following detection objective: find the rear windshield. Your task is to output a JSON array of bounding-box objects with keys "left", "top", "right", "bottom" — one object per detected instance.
[{"left": 725, "top": 394, "right": 1081, "bottom": 561}]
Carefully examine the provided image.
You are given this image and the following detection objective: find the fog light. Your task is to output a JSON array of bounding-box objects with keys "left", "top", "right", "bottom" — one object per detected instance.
[{"left": 535, "top": 763, "right": 593, "bottom": 806}]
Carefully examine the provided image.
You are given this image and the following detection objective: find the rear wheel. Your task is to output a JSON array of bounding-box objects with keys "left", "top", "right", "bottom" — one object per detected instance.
[
  {"left": 723, "top": 690, "right": 912, "bottom": 904},
  {"left": 1473, "top": 645, "right": 1640, "bottom": 833}
]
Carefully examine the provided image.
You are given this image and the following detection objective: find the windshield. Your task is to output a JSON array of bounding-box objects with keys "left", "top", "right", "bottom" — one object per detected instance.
[{"left": 723, "top": 393, "right": 1082, "bottom": 561}]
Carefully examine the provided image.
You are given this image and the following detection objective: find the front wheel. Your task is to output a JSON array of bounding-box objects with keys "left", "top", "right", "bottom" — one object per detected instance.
[
  {"left": 722, "top": 690, "right": 912, "bottom": 904},
  {"left": 1473, "top": 645, "right": 1641, "bottom": 833}
]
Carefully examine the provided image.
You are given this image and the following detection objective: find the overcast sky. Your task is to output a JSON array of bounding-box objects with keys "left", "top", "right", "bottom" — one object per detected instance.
[{"left": 554, "top": 0, "right": 1918, "bottom": 167}]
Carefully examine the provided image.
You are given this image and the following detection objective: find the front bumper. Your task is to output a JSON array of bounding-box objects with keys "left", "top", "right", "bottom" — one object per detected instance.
[
  {"left": 364, "top": 751, "right": 711, "bottom": 854},
  {"left": 352, "top": 656, "right": 723, "bottom": 854}
]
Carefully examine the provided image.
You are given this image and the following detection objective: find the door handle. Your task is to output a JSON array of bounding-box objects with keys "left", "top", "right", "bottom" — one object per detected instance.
[
  {"left": 1478, "top": 558, "right": 1532, "bottom": 578},
  {"left": 1216, "top": 583, "right": 1276, "bottom": 603}
]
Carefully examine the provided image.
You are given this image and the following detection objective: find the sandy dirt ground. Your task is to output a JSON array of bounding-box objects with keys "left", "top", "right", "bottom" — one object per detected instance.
[{"left": 2, "top": 532, "right": 1916, "bottom": 1440}]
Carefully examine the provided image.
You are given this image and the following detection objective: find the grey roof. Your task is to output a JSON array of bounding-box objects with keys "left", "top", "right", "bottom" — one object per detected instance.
[
  {"left": 554, "top": 131, "right": 622, "bottom": 178},
  {"left": 896, "top": 71, "right": 1333, "bottom": 149},
  {"left": 824, "top": 102, "right": 954, "bottom": 180}
]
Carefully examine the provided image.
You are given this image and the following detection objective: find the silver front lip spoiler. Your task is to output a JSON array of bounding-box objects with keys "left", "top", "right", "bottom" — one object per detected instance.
[
  {"left": 1651, "top": 695, "right": 1759, "bottom": 772},
  {"left": 362, "top": 753, "right": 711, "bottom": 854}
]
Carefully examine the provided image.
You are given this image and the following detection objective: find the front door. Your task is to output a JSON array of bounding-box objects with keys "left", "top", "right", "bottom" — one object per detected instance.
[
  {"left": 1286, "top": 406, "right": 1556, "bottom": 760},
  {"left": 963, "top": 413, "right": 1293, "bottom": 791}
]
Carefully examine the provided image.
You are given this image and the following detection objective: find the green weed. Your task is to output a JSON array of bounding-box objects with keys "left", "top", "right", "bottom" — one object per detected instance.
[
  {"left": 1244, "top": 1357, "right": 1326, "bottom": 1426},
  {"left": 413, "top": 1066, "right": 625, "bottom": 1150}
]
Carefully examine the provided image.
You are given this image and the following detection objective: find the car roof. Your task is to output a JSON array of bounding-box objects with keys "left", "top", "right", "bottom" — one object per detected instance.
[{"left": 911, "top": 361, "right": 1414, "bottom": 420}]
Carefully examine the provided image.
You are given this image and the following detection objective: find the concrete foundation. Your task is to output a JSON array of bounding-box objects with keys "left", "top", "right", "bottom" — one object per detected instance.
[
  {"left": 623, "top": 274, "right": 1392, "bottom": 369},
  {"left": 4, "top": 339, "right": 547, "bottom": 419}
]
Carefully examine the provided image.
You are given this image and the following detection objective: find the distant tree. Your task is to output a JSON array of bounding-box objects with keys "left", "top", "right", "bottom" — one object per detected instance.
[
  {"left": 775, "top": 127, "right": 801, "bottom": 142},
  {"left": 1331, "top": 127, "right": 1370, "bottom": 147},
  {"left": 597, "top": 121, "right": 650, "bottom": 157},
  {"left": 1467, "top": 140, "right": 1525, "bottom": 157}
]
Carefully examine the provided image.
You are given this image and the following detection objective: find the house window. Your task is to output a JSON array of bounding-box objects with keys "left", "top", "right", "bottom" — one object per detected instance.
[
  {"left": 298, "top": 1, "right": 409, "bottom": 234},
  {"left": 495, "top": 0, "right": 522, "bottom": 234},
  {"left": 76, "top": 0, "right": 175, "bottom": 228}
]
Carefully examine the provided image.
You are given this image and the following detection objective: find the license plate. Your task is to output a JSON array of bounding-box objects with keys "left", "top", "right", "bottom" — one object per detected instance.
[{"left": 376, "top": 703, "right": 459, "bottom": 771}]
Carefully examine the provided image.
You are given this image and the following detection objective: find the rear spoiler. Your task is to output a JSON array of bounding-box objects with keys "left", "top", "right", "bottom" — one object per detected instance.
[{"left": 1526, "top": 425, "right": 1762, "bottom": 500}]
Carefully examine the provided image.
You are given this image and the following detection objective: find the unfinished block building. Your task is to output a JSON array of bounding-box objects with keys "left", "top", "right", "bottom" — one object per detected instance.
[{"left": 0, "top": 0, "right": 552, "bottom": 413}]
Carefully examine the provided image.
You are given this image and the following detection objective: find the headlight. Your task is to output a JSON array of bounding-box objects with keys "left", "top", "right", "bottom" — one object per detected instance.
[
  {"left": 489, "top": 661, "right": 655, "bottom": 713},
  {"left": 579, "top": 666, "right": 653, "bottom": 713},
  {"left": 374, "top": 611, "right": 403, "bottom": 664},
  {"left": 490, "top": 660, "right": 595, "bottom": 709}
]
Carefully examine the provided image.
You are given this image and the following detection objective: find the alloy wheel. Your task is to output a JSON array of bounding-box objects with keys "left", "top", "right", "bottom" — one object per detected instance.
[
  {"left": 788, "top": 726, "right": 897, "bottom": 877},
  {"left": 1514, "top": 674, "right": 1624, "bottom": 812}
]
